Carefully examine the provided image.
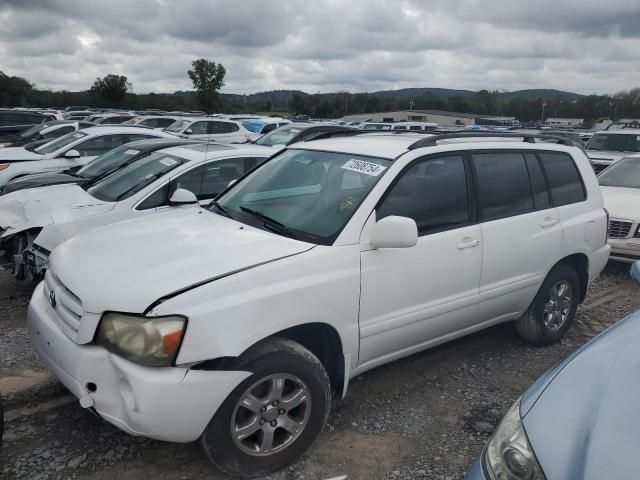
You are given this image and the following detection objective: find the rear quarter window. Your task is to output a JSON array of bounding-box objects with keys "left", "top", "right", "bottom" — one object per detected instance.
[{"left": 538, "top": 152, "right": 586, "bottom": 206}]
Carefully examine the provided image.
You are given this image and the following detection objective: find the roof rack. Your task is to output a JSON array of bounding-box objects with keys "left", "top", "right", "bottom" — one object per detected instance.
[{"left": 407, "top": 132, "right": 579, "bottom": 150}]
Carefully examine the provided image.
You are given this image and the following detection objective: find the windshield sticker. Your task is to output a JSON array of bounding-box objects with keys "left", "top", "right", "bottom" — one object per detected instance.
[
  {"left": 341, "top": 159, "right": 387, "bottom": 177},
  {"left": 159, "top": 157, "right": 178, "bottom": 167},
  {"left": 125, "top": 149, "right": 139, "bottom": 155}
]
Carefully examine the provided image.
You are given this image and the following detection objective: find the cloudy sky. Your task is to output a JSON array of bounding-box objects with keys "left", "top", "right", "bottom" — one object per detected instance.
[{"left": 1, "top": 0, "right": 639, "bottom": 95}]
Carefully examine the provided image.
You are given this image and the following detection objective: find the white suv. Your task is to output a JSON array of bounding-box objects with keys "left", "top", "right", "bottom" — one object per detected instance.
[
  {"left": 586, "top": 128, "right": 640, "bottom": 173},
  {"left": 28, "top": 132, "right": 609, "bottom": 477}
]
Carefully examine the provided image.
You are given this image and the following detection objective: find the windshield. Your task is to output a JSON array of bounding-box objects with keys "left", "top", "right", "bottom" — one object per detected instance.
[
  {"left": 35, "top": 131, "right": 86, "bottom": 155},
  {"left": 587, "top": 133, "right": 640, "bottom": 152},
  {"left": 217, "top": 149, "right": 391, "bottom": 244},
  {"left": 598, "top": 157, "right": 640, "bottom": 189},
  {"left": 87, "top": 152, "right": 186, "bottom": 202},
  {"left": 19, "top": 123, "right": 49, "bottom": 139},
  {"left": 164, "top": 120, "right": 190, "bottom": 133},
  {"left": 77, "top": 145, "right": 144, "bottom": 179},
  {"left": 243, "top": 120, "right": 267, "bottom": 133},
  {"left": 255, "top": 125, "right": 301, "bottom": 147}
]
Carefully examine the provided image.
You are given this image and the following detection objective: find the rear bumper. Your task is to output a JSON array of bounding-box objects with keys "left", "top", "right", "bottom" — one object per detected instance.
[{"left": 28, "top": 282, "right": 250, "bottom": 442}]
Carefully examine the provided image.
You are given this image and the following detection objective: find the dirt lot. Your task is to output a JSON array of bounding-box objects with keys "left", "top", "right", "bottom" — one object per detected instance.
[{"left": 1, "top": 262, "right": 638, "bottom": 480}]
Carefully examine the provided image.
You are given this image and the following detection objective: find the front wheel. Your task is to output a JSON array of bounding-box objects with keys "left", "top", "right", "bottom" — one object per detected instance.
[
  {"left": 516, "top": 263, "right": 579, "bottom": 346},
  {"left": 200, "top": 338, "right": 331, "bottom": 478}
]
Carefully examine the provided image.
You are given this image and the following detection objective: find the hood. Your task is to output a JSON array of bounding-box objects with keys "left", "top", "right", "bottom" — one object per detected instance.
[
  {"left": 522, "top": 312, "right": 640, "bottom": 480},
  {"left": 49, "top": 208, "right": 314, "bottom": 313},
  {"left": 0, "top": 146, "right": 44, "bottom": 161},
  {"left": 586, "top": 150, "right": 628, "bottom": 162},
  {"left": 600, "top": 186, "right": 640, "bottom": 221},
  {"left": 0, "top": 184, "right": 112, "bottom": 235}
]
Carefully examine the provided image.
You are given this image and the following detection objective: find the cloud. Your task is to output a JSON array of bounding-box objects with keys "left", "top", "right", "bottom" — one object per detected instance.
[{"left": 0, "top": 0, "right": 638, "bottom": 95}]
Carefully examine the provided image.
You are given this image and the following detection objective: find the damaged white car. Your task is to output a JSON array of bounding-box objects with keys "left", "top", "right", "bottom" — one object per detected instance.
[
  {"left": 28, "top": 133, "right": 609, "bottom": 477},
  {"left": 0, "top": 126, "right": 173, "bottom": 188},
  {"left": 0, "top": 143, "right": 271, "bottom": 279}
]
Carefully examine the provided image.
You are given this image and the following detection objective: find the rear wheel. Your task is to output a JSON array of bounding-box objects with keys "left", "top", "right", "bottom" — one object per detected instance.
[
  {"left": 516, "top": 264, "right": 579, "bottom": 346},
  {"left": 200, "top": 338, "right": 331, "bottom": 478}
]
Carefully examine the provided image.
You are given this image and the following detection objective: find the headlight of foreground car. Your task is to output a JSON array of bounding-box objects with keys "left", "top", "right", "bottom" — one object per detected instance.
[
  {"left": 96, "top": 312, "right": 187, "bottom": 367},
  {"left": 484, "top": 398, "right": 545, "bottom": 480}
]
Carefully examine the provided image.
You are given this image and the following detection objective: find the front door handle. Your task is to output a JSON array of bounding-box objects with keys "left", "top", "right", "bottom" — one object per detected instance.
[
  {"left": 457, "top": 238, "right": 480, "bottom": 250},
  {"left": 541, "top": 217, "right": 559, "bottom": 228}
]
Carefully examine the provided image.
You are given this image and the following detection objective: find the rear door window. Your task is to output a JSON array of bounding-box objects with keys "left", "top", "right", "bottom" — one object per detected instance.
[
  {"left": 538, "top": 152, "right": 586, "bottom": 206},
  {"left": 473, "top": 152, "right": 534, "bottom": 221},
  {"left": 524, "top": 153, "right": 551, "bottom": 210}
]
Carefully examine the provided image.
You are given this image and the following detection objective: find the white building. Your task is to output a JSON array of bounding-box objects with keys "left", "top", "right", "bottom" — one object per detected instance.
[
  {"left": 342, "top": 110, "right": 517, "bottom": 127},
  {"left": 545, "top": 118, "right": 584, "bottom": 127}
]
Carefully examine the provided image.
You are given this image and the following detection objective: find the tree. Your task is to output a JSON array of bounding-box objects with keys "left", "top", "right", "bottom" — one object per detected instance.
[
  {"left": 0, "top": 71, "right": 33, "bottom": 107},
  {"left": 90, "top": 74, "right": 130, "bottom": 105},
  {"left": 188, "top": 58, "right": 226, "bottom": 113}
]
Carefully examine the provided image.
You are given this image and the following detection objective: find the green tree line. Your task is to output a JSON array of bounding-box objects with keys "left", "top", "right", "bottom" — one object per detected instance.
[{"left": 2, "top": 68, "right": 640, "bottom": 125}]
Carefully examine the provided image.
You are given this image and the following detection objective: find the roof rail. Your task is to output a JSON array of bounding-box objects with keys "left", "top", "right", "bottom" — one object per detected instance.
[{"left": 407, "top": 132, "right": 579, "bottom": 150}]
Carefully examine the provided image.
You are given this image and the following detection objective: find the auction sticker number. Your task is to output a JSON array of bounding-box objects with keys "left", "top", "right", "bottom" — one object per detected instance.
[{"left": 341, "top": 159, "right": 387, "bottom": 177}]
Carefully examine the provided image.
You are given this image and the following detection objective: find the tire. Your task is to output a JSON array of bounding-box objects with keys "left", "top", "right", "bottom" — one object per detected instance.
[
  {"left": 516, "top": 263, "right": 580, "bottom": 346},
  {"left": 200, "top": 338, "right": 331, "bottom": 478}
]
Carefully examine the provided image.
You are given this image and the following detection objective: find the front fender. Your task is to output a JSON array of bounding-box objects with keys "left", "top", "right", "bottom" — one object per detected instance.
[{"left": 152, "top": 245, "right": 362, "bottom": 373}]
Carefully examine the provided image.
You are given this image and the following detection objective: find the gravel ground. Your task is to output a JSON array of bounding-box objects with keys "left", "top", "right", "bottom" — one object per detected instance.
[{"left": 0, "top": 262, "right": 638, "bottom": 480}]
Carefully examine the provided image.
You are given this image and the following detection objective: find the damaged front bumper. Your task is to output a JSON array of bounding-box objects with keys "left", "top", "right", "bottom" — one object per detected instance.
[
  {"left": 28, "top": 282, "right": 251, "bottom": 442},
  {"left": 22, "top": 243, "right": 50, "bottom": 278}
]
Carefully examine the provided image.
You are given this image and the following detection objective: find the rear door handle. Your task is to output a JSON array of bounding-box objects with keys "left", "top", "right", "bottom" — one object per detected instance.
[
  {"left": 541, "top": 217, "right": 559, "bottom": 228},
  {"left": 457, "top": 238, "right": 480, "bottom": 250}
]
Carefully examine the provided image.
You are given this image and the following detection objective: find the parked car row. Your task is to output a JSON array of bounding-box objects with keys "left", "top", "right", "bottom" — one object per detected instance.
[{"left": 0, "top": 128, "right": 616, "bottom": 476}]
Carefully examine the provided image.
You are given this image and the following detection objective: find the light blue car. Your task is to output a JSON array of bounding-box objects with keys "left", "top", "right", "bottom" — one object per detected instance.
[{"left": 466, "top": 261, "right": 640, "bottom": 480}]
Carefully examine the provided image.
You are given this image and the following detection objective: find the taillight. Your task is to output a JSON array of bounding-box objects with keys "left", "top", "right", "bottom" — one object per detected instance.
[
  {"left": 0, "top": 163, "right": 9, "bottom": 172},
  {"left": 604, "top": 208, "right": 610, "bottom": 241}
]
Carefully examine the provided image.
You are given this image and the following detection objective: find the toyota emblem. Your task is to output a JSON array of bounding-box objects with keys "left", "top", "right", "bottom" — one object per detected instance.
[{"left": 49, "top": 289, "right": 57, "bottom": 308}]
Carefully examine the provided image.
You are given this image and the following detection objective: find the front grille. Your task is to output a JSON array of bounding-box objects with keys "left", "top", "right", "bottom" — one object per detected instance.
[
  {"left": 43, "top": 269, "right": 84, "bottom": 341},
  {"left": 609, "top": 219, "right": 632, "bottom": 239}
]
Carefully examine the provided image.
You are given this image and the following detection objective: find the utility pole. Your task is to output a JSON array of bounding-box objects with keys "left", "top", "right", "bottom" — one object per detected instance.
[
  {"left": 409, "top": 98, "right": 414, "bottom": 111},
  {"left": 541, "top": 102, "right": 547, "bottom": 124}
]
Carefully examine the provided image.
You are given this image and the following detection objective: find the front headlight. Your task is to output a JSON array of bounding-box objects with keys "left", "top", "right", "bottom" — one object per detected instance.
[
  {"left": 483, "top": 398, "right": 545, "bottom": 480},
  {"left": 96, "top": 312, "right": 187, "bottom": 367}
]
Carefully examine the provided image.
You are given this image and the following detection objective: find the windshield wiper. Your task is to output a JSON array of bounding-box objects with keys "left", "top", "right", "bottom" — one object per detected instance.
[
  {"left": 239, "top": 206, "right": 297, "bottom": 239},
  {"left": 210, "top": 199, "right": 231, "bottom": 217}
]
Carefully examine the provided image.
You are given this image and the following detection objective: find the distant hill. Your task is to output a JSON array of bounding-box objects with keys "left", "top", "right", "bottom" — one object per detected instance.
[
  {"left": 176, "top": 87, "right": 582, "bottom": 108},
  {"left": 373, "top": 87, "right": 473, "bottom": 98},
  {"left": 499, "top": 89, "right": 583, "bottom": 101}
]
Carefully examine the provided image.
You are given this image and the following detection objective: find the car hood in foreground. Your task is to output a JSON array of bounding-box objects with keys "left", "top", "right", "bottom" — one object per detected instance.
[
  {"left": 600, "top": 186, "right": 640, "bottom": 222},
  {"left": 0, "top": 184, "right": 112, "bottom": 235},
  {"left": 49, "top": 208, "right": 315, "bottom": 314},
  {"left": 522, "top": 311, "right": 640, "bottom": 480}
]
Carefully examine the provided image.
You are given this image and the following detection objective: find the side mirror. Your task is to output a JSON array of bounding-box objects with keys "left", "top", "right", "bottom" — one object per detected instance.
[
  {"left": 169, "top": 188, "right": 198, "bottom": 206},
  {"left": 184, "top": 128, "right": 193, "bottom": 135},
  {"left": 64, "top": 149, "right": 80, "bottom": 159},
  {"left": 632, "top": 261, "right": 640, "bottom": 286},
  {"left": 370, "top": 216, "right": 418, "bottom": 249}
]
